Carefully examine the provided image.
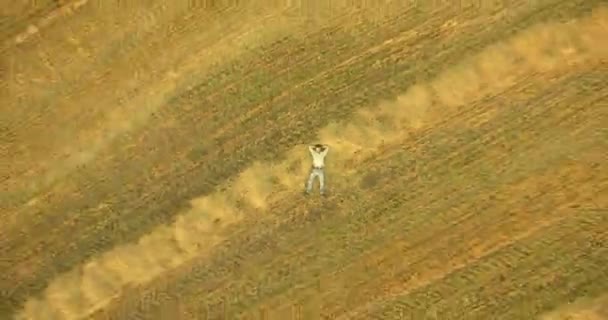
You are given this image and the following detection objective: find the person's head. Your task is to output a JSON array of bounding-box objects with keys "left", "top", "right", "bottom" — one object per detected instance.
[{"left": 314, "top": 144, "right": 325, "bottom": 152}]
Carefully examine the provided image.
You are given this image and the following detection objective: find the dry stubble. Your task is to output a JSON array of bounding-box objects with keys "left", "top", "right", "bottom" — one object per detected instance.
[
  {"left": 15, "top": 6, "right": 608, "bottom": 320},
  {"left": 1, "top": 1, "right": 307, "bottom": 211},
  {"left": 539, "top": 294, "right": 608, "bottom": 320}
]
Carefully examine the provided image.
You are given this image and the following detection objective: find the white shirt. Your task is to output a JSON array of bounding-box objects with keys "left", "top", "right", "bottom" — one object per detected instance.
[{"left": 309, "top": 145, "right": 329, "bottom": 168}]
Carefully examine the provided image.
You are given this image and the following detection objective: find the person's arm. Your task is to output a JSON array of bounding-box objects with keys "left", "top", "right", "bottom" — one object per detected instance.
[
  {"left": 321, "top": 145, "right": 329, "bottom": 156},
  {"left": 308, "top": 145, "right": 315, "bottom": 153}
]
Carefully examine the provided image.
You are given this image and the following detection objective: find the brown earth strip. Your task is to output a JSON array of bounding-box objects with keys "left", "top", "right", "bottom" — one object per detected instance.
[
  {"left": 540, "top": 294, "right": 608, "bottom": 320},
  {"left": 1, "top": 1, "right": 297, "bottom": 199},
  {"left": 354, "top": 211, "right": 607, "bottom": 319},
  {"left": 0, "top": 0, "right": 63, "bottom": 45}
]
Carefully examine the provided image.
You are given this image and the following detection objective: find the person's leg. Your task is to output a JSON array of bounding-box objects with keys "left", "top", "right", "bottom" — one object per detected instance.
[
  {"left": 305, "top": 168, "right": 317, "bottom": 193},
  {"left": 318, "top": 168, "right": 326, "bottom": 195}
]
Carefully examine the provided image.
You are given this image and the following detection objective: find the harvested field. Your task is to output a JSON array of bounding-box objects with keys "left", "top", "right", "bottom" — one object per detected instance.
[{"left": 1, "top": 1, "right": 607, "bottom": 319}]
